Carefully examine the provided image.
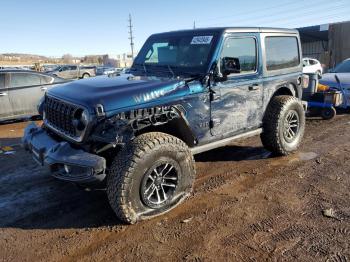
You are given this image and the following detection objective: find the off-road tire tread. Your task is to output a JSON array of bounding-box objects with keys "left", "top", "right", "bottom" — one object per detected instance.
[
  {"left": 107, "top": 132, "right": 195, "bottom": 224},
  {"left": 261, "top": 95, "right": 304, "bottom": 156}
]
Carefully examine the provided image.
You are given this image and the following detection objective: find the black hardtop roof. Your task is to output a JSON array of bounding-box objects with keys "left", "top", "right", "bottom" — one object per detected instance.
[{"left": 150, "top": 27, "right": 299, "bottom": 37}]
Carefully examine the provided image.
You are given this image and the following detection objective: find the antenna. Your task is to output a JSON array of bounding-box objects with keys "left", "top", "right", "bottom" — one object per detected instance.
[
  {"left": 193, "top": 20, "right": 196, "bottom": 29},
  {"left": 128, "top": 14, "right": 135, "bottom": 59}
]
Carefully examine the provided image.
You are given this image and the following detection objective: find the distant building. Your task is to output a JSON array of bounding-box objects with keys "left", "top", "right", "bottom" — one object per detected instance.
[
  {"left": 72, "top": 59, "right": 81, "bottom": 64},
  {"left": 109, "top": 53, "right": 135, "bottom": 68},
  {"left": 297, "top": 20, "right": 350, "bottom": 69}
]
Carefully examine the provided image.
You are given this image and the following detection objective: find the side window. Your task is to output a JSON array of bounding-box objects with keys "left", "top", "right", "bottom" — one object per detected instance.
[
  {"left": 335, "top": 60, "right": 350, "bottom": 73},
  {"left": 303, "top": 59, "right": 309, "bottom": 66},
  {"left": 70, "top": 66, "right": 77, "bottom": 70},
  {"left": 265, "top": 36, "right": 300, "bottom": 71},
  {"left": 0, "top": 73, "right": 5, "bottom": 88},
  {"left": 221, "top": 37, "right": 257, "bottom": 75},
  {"left": 10, "top": 73, "right": 41, "bottom": 88},
  {"left": 309, "top": 59, "right": 317, "bottom": 65}
]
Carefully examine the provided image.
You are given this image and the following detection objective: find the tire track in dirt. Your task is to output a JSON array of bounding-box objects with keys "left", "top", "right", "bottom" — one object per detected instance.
[{"left": 1, "top": 116, "right": 350, "bottom": 261}]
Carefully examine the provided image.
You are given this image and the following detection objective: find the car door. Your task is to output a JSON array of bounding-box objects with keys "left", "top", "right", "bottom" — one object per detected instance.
[
  {"left": 0, "top": 73, "right": 13, "bottom": 120},
  {"left": 8, "top": 72, "right": 43, "bottom": 117},
  {"left": 210, "top": 33, "right": 263, "bottom": 137},
  {"left": 57, "top": 66, "right": 70, "bottom": 79},
  {"left": 69, "top": 65, "right": 78, "bottom": 79}
]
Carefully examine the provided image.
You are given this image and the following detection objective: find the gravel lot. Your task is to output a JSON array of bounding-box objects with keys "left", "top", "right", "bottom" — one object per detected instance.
[{"left": 0, "top": 116, "right": 349, "bottom": 261}]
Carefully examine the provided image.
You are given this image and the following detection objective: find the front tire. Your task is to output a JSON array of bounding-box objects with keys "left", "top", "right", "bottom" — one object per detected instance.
[
  {"left": 260, "top": 95, "right": 305, "bottom": 156},
  {"left": 107, "top": 132, "right": 195, "bottom": 224},
  {"left": 82, "top": 73, "right": 90, "bottom": 79}
]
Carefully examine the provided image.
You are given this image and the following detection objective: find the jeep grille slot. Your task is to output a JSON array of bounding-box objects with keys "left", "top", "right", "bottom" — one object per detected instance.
[{"left": 45, "top": 96, "right": 78, "bottom": 138}]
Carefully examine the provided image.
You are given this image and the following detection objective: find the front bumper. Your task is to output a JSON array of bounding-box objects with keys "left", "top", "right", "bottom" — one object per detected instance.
[{"left": 22, "top": 122, "right": 106, "bottom": 184}]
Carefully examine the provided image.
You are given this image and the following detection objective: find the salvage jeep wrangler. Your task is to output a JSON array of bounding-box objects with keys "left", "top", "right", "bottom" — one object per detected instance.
[{"left": 23, "top": 27, "right": 306, "bottom": 224}]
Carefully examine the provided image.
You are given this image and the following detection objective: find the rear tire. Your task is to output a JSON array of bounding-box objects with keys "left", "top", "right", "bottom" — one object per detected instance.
[
  {"left": 82, "top": 73, "right": 90, "bottom": 79},
  {"left": 106, "top": 132, "right": 195, "bottom": 224},
  {"left": 321, "top": 107, "right": 336, "bottom": 120},
  {"left": 260, "top": 95, "right": 305, "bottom": 156}
]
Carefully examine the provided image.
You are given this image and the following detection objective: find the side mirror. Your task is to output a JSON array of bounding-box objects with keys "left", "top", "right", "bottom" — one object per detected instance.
[{"left": 221, "top": 57, "right": 241, "bottom": 76}]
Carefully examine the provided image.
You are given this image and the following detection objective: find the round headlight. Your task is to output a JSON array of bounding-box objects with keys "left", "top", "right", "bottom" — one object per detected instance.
[
  {"left": 81, "top": 109, "right": 89, "bottom": 126},
  {"left": 73, "top": 109, "right": 89, "bottom": 131}
]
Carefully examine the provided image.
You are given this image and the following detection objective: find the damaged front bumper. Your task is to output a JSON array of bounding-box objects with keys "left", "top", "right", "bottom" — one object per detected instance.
[{"left": 22, "top": 122, "right": 106, "bottom": 184}]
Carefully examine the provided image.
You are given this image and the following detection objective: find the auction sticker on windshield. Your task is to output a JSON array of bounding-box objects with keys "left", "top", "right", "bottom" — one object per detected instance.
[{"left": 191, "top": 36, "right": 213, "bottom": 45}]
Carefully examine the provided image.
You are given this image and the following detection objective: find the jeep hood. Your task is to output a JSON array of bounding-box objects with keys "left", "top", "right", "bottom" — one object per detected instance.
[{"left": 47, "top": 75, "right": 190, "bottom": 116}]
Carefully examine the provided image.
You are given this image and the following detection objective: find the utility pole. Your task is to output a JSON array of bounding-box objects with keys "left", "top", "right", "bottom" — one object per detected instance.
[
  {"left": 128, "top": 14, "right": 135, "bottom": 59},
  {"left": 193, "top": 20, "right": 196, "bottom": 29}
]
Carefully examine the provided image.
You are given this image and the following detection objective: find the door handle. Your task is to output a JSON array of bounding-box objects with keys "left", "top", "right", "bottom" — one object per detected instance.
[
  {"left": 248, "top": 83, "right": 260, "bottom": 91},
  {"left": 0, "top": 92, "right": 8, "bottom": 96},
  {"left": 41, "top": 87, "right": 48, "bottom": 91}
]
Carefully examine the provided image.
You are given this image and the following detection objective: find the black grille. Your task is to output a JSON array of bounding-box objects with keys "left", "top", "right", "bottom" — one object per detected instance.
[{"left": 45, "top": 96, "right": 78, "bottom": 137}]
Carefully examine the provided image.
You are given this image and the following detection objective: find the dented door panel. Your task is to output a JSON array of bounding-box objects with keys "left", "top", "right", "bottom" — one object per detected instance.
[{"left": 210, "top": 33, "right": 264, "bottom": 137}]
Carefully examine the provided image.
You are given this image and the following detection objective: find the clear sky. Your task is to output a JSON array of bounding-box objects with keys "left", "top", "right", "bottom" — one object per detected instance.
[{"left": 0, "top": 0, "right": 349, "bottom": 57}]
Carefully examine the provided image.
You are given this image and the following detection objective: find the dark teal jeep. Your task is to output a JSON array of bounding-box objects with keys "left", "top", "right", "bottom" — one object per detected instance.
[{"left": 23, "top": 27, "right": 307, "bottom": 223}]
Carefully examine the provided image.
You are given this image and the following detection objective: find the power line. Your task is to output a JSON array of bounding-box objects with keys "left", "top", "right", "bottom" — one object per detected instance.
[
  {"left": 128, "top": 13, "right": 135, "bottom": 59},
  {"left": 197, "top": 0, "right": 347, "bottom": 27},
  {"left": 196, "top": 0, "right": 329, "bottom": 24},
  {"left": 200, "top": 0, "right": 348, "bottom": 27},
  {"left": 234, "top": 4, "right": 348, "bottom": 26}
]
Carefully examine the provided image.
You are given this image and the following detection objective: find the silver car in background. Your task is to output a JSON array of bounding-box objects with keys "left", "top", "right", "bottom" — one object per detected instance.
[
  {"left": 48, "top": 65, "right": 96, "bottom": 79},
  {"left": 0, "top": 69, "right": 66, "bottom": 121},
  {"left": 96, "top": 66, "right": 117, "bottom": 75}
]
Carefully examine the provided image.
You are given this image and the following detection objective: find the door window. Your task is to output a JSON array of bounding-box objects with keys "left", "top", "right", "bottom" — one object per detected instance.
[
  {"left": 309, "top": 59, "right": 317, "bottom": 65},
  {"left": 10, "top": 73, "right": 41, "bottom": 88},
  {"left": 220, "top": 37, "right": 257, "bottom": 75}
]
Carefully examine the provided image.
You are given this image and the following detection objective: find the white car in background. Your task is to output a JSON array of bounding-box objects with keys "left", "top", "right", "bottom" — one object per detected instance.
[{"left": 303, "top": 58, "right": 323, "bottom": 76}]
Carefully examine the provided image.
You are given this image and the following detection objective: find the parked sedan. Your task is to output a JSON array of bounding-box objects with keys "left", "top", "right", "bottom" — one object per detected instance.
[
  {"left": 319, "top": 58, "right": 350, "bottom": 107},
  {"left": 303, "top": 58, "right": 323, "bottom": 76},
  {"left": 96, "top": 66, "right": 117, "bottom": 76},
  {"left": 0, "top": 70, "right": 66, "bottom": 121}
]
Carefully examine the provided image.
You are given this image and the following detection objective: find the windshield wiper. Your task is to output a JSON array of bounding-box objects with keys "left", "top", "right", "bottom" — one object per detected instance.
[{"left": 167, "top": 65, "right": 175, "bottom": 79}]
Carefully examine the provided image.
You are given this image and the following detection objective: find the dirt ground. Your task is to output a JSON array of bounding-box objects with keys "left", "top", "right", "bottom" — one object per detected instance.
[{"left": 0, "top": 116, "right": 349, "bottom": 262}]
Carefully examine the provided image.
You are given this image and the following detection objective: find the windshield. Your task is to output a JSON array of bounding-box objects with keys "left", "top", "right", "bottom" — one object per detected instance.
[
  {"left": 132, "top": 33, "right": 219, "bottom": 77},
  {"left": 334, "top": 59, "right": 350, "bottom": 73}
]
